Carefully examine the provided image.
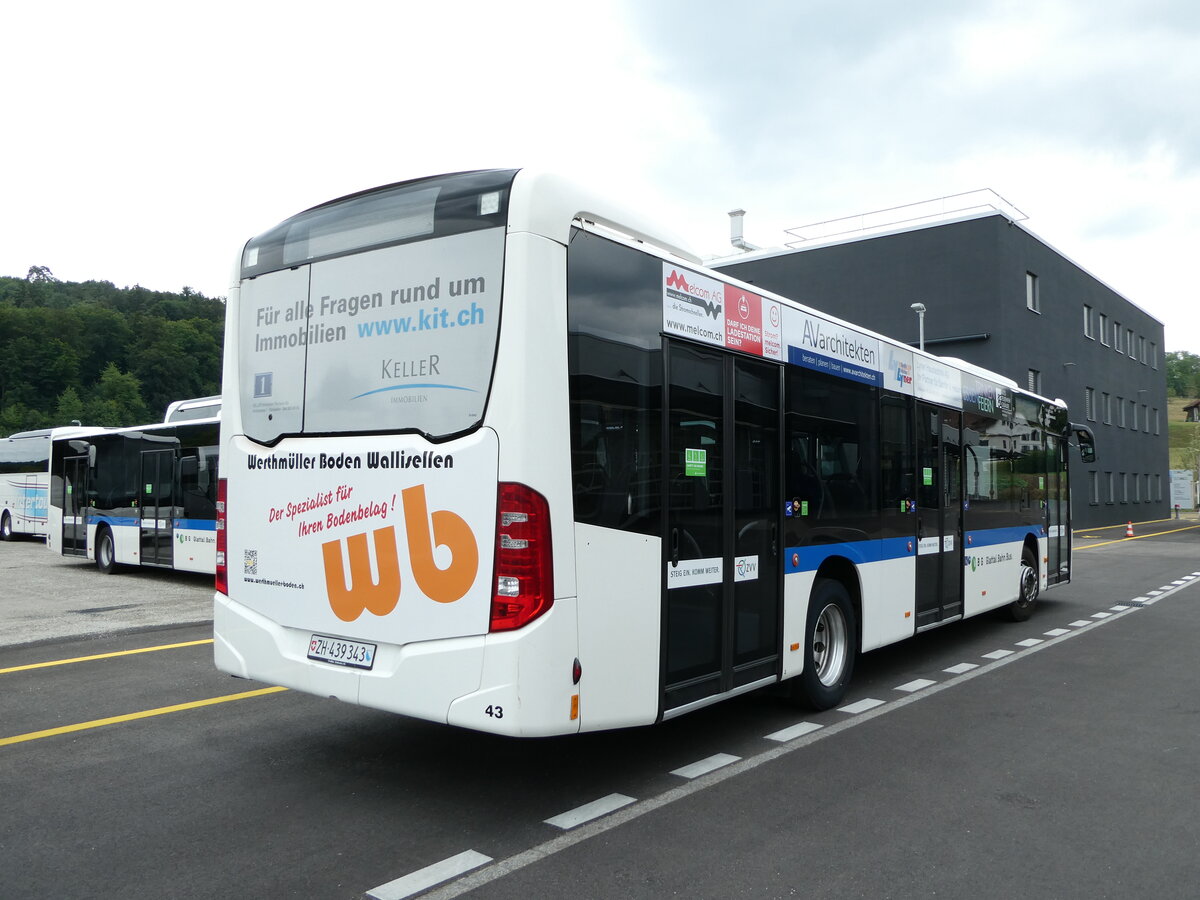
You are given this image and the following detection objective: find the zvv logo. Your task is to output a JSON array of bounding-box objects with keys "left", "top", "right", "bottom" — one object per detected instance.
[{"left": 321, "top": 485, "right": 479, "bottom": 622}]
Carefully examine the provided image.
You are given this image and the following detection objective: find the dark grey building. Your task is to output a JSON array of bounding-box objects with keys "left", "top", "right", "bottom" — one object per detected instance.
[{"left": 713, "top": 209, "right": 1168, "bottom": 531}]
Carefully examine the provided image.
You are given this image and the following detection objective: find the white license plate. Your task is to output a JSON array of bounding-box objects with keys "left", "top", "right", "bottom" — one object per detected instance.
[{"left": 307, "top": 634, "right": 376, "bottom": 670}]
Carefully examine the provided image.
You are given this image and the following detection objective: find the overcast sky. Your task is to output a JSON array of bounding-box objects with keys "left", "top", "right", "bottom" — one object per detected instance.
[{"left": 3, "top": 0, "right": 1198, "bottom": 352}]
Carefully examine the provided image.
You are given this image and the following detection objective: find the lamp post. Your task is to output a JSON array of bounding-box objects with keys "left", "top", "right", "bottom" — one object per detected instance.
[{"left": 910, "top": 302, "right": 926, "bottom": 352}]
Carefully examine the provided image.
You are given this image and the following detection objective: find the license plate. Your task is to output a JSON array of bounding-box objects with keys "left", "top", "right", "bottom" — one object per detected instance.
[{"left": 307, "top": 634, "right": 377, "bottom": 670}]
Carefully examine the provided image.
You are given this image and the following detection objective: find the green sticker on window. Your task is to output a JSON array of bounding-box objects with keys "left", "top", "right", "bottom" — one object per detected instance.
[
  {"left": 801, "top": 500, "right": 809, "bottom": 516},
  {"left": 1039, "top": 476, "right": 1045, "bottom": 490},
  {"left": 923, "top": 467, "right": 934, "bottom": 486},
  {"left": 685, "top": 448, "right": 707, "bottom": 477},
  {"left": 145, "top": 483, "right": 153, "bottom": 494}
]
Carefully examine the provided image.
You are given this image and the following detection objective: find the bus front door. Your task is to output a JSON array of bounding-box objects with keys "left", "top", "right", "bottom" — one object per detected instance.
[
  {"left": 914, "top": 404, "right": 963, "bottom": 629},
  {"left": 61, "top": 455, "right": 90, "bottom": 558},
  {"left": 140, "top": 449, "right": 175, "bottom": 567},
  {"left": 664, "top": 342, "right": 781, "bottom": 713}
]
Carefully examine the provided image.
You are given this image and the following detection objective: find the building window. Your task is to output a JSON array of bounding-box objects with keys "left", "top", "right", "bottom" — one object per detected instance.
[
  {"left": 1106, "top": 471, "right": 1114, "bottom": 504},
  {"left": 1130, "top": 400, "right": 1137, "bottom": 431},
  {"left": 1029, "top": 369, "right": 1042, "bottom": 393},
  {"left": 1102, "top": 392, "right": 1111, "bottom": 425},
  {"left": 1113, "top": 321, "right": 1122, "bottom": 353},
  {"left": 1089, "top": 471, "right": 1099, "bottom": 505},
  {"left": 1151, "top": 342, "right": 1158, "bottom": 368},
  {"left": 1083, "top": 304, "right": 1094, "bottom": 338},
  {"left": 1142, "top": 404, "right": 1149, "bottom": 433},
  {"left": 1084, "top": 386, "right": 1095, "bottom": 421},
  {"left": 1100, "top": 313, "right": 1110, "bottom": 346},
  {"left": 1026, "top": 272, "right": 1040, "bottom": 312},
  {"left": 1139, "top": 335, "right": 1147, "bottom": 363},
  {"left": 1134, "top": 474, "right": 1141, "bottom": 503},
  {"left": 1154, "top": 408, "right": 1160, "bottom": 435},
  {"left": 1156, "top": 474, "right": 1162, "bottom": 502},
  {"left": 1144, "top": 473, "right": 1151, "bottom": 502},
  {"left": 1121, "top": 472, "right": 1128, "bottom": 504},
  {"left": 1117, "top": 396, "right": 1125, "bottom": 428},
  {"left": 1127, "top": 328, "right": 1135, "bottom": 358}
]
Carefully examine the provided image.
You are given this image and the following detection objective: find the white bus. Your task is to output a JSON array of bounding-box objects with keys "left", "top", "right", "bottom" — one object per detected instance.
[
  {"left": 47, "top": 417, "right": 221, "bottom": 574},
  {"left": 1, "top": 426, "right": 109, "bottom": 541},
  {"left": 214, "top": 169, "right": 1095, "bottom": 736}
]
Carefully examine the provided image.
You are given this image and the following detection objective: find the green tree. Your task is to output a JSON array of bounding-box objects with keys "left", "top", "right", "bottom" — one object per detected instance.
[
  {"left": 55, "top": 386, "right": 86, "bottom": 424},
  {"left": 1165, "top": 351, "right": 1200, "bottom": 398},
  {"left": 85, "top": 363, "right": 150, "bottom": 426}
]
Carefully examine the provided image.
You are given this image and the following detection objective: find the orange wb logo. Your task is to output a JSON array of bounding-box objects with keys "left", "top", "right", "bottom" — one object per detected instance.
[{"left": 321, "top": 485, "right": 479, "bottom": 622}]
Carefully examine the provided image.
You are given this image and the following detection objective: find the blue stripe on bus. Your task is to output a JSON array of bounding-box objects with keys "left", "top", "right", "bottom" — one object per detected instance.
[
  {"left": 785, "top": 525, "right": 1044, "bottom": 574},
  {"left": 88, "top": 515, "right": 217, "bottom": 530}
]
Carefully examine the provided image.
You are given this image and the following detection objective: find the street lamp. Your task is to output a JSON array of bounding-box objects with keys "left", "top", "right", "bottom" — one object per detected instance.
[{"left": 910, "top": 302, "right": 926, "bottom": 352}]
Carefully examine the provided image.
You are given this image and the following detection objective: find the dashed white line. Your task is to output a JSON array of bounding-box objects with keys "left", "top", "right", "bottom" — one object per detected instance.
[
  {"left": 944, "top": 662, "right": 978, "bottom": 674},
  {"left": 982, "top": 649, "right": 1014, "bottom": 659},
  {"left": 1110, "top": 605, "right": 1131, "bottom": 611},
  {"left": 1092, "top": 611, "right": 1113, "bottom": 619},
  {"left": 367, "top": 850, "right": 493, "bottom": 900},
  {"left": 1044, "top": 628, "right": 1070, "bottom": 637},
  {"left": 1147, "top": 590, "right": 1163, "bottom": 596},
  {"left": 765, "top": 721, "right": 823, "bottom": 742},
  {"left": 1016, "top": 638, "right": 1043, "bottom": 648},
  {"left": 838, "top": 698, "right": 885, "bottom": 714},
  {"left": 1068, "top": 620, "right": 1093, "bottom": 627},
  {"left": 670, "top": 753, "right": 740, "bottom": 780},
  {"left": 895, "top": 678, "right": 936, "bottom": 693},
  {"left": 544, "top": 794, "right": 636, "bottom": 830}
]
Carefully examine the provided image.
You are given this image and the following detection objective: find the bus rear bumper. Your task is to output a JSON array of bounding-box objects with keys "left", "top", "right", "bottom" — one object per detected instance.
[{"left": 212, "top": 593, "right": 581, "bottom": 736}]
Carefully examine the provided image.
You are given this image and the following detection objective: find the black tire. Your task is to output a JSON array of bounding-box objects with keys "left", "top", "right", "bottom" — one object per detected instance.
[
  {"left": 791, "top": 577, "right": 857, "bottom": 710},
  {"left": 1007, "top": 546, "right": 1039, "bottom": 622},
  {"left": 0, "top": 512, "right": 13, "bottom": 541},
  {"left": 96, "top": 527, "right": 117, "bottom": 574}
]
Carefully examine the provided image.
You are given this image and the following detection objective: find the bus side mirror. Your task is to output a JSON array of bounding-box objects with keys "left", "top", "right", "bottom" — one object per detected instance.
[
  {"left": 1070, "top": 423, "right": 1096, "bottom": 464},
  {"left": 88, "top": 445, "right": 97, "bottom": 468}
]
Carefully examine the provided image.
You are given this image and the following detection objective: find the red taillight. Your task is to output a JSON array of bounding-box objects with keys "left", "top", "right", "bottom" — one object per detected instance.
[
  {"left": 215, "top": 477, "right": 228, "bottom": 595},
  {"left": 490, "top": 482, "right": 552, "bottom": 632}
]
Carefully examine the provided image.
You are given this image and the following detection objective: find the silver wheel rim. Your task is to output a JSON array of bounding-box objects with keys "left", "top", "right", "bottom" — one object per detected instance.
[
  {"left": 1, "top": 516, "right": 10, "bottom": 537},
  {"left": 100, "top": 536, "right": 112, "bottom": 567},
  {"left": 813, "top": 602, "right": 849, "bottom": 687},
  {"left": 1018, "top": 563, "right": 1038, "bottom": 608}
]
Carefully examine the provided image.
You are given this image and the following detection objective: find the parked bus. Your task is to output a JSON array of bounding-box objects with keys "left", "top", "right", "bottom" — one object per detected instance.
[
  {"left": 164, "top": 395, "right": 222, "bottom": 423},
  {"left": 2, "top": 426, "right": 109, "bottom": 541},
  {"left": 48, "top": 417, "right": 220, "bottom": 574},
  {"left": 214, "top": 169, "right": 1096, "bottom": 736}
]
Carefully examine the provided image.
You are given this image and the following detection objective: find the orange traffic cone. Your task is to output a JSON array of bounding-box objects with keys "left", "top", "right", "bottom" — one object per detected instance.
[{"left": 1125, "top": 521, "right": 1134, "bottom": 537}]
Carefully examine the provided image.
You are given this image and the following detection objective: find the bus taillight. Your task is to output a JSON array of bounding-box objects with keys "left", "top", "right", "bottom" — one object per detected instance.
[
  {"left": 490, "top": 482, "right": 552, "bottom": 632},
  {"left": 215, "top": 477, "right": 228, "bottom": 595}
]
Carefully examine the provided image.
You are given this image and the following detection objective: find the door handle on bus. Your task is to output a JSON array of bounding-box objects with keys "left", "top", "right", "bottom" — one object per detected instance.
[
  {"left": 917, "top": 518, "right": 925, "bottom": 540},
  {"left": 671, "top": 527, "right": 679, "bottom": 567}
]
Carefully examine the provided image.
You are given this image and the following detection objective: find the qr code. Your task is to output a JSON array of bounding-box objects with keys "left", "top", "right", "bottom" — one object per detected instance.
[{"left": 244, "top": 549, "right": 258, "bottom": 575}]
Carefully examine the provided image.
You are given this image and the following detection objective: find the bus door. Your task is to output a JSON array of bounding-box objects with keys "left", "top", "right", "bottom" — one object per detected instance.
[
  {"left": 914, "top": 404, "right": 963, "bottom": 629},
  {"left": 663, "top": 341, "right": 781, "bottom": 712},
  {"left": 139, "top": 449, "right": 175, "bottom": 567},
  {"left": 61, "top": 455, "right": 90, "bottom": 557},
  {"left": 1045, "top": 433, "right": 1068, "bottom": 584}
]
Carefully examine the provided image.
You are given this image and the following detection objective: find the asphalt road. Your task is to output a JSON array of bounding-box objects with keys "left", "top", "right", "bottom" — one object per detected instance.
[{"left": 1, "top": 520, "right": 1198, "bottom": 900}]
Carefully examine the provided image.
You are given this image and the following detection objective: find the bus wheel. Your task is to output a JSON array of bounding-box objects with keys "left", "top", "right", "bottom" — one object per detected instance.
[
  {"left": 96, "top": 527, "right": 117, "bottom": 574},
  {"left": 0, "top": 512, "right": 12, "bottom": 541},
  {"left": 1008, "top": 547, "right": 1039, "bottom": 622},
  {"left": 792, "top": 577, "right": 856, "bottom": 710}
]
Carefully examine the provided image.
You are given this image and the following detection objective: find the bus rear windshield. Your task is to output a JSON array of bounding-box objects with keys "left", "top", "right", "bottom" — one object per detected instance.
[{"left": 236, "top": 171, "right": 516, "bottom": 444}]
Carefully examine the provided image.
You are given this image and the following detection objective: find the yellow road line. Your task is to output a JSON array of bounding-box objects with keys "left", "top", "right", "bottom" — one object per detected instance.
[
  {"left": 1077, "top": 522, "right": 1200, "bottom": 550},
  {"left": 0, "top": 685, "right": 287, "bottom": 747},
  {"left": 0, "top": 638, "right": 215, "bottom": 676}
]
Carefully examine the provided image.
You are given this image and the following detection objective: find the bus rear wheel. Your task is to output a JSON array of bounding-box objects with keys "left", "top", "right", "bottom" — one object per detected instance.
[
  {"left": 0, "top": 512, "right": 13, "bottom": 541},
  {"left": 1007, "top": 546, "right": 1039, "bottom": 622},
  {"left": 96, "top": 527, "right": 117, "bottom": 574},
  {"left": 791, "top": 577, "right": 857, "bottom": 710}
]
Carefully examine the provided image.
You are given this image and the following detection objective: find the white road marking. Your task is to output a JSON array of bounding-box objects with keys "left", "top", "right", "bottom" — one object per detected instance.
[
  {"left": 895, "top": 678, "right": 936, "bottom": 693},
  {"left": 944, "top": 663, "right": 978, "bottom": 674},
  {"left": 1068, "top": 620, "right": 1093, "bottom": 627},
  {"left": 1110, "top": 605, "right": 1131, "bottom": 611},
  {"left": 838, "top": 698, "right": 885, "bottom": 714},
  {"left": 982, "top": 649, "right": 1014, "bottom": 659},
  {"left": 367, "top": 850, "right": 493, "bottom": 900},
  {"left": 544, "top": 794, "right": 636, "bottom": 830},
  {"left": 1016, "top": 638, "right": 1043, "bottom": 647},
  {"left": 1091, "top": 611, "right": 1112, "bottom": 619},
  {"left": 765, "top": 721, "right": 823, "bottom": 743},
  {"left": 1043, "top": 628, "right": 1070, "bottom": 637},
  {"left": 670, "top": 753, "right": 741, "bottom": 780}
]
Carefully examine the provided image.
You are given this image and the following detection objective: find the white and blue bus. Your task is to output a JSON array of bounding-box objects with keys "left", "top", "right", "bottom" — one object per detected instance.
[
  {"left": 2, "top": 426, "right": 111, "bottom": 541},
  {"left": 48, "top": 417, "right": 221, "bottom": 574},
  {"left": 214, "top": 169, "right": 1095, "bottom": 735}
]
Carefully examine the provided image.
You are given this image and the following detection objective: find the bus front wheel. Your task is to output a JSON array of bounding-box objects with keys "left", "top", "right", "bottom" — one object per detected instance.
[
  {"left": 0, "top": 512, "right": 13, "bottom": 541},
  {"left": 792, "top": 577, "right": 857, "bottom": 710},
  {"left": 1007, "top": 546, "right": 1039, "bottom": 622},
  {"left": 96, "top": 528, "right": 117, "bottom": 574}
]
